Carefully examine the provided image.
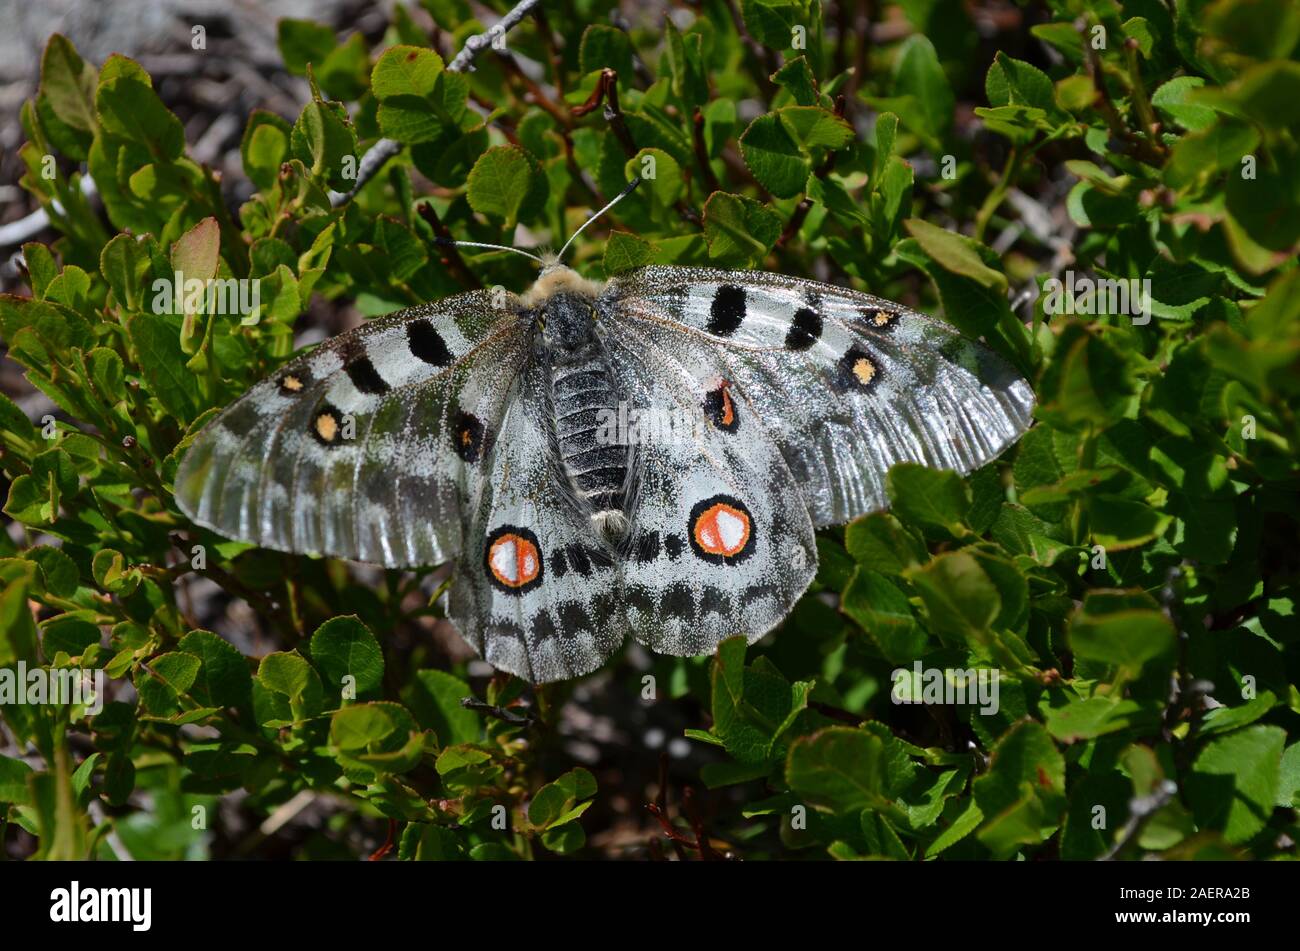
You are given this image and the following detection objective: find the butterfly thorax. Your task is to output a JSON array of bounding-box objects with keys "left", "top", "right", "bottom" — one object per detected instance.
[{"left": 537, "top": 289, "right": 632, "bottom": 545}]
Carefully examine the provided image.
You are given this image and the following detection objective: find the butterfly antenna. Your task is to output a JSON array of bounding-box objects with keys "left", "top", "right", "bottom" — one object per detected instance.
[
  {"left": 432, "top": 238, "right": 545, "bottom": 265},
  {"left": 556, "top": 178, "right": 642, "bottom": 263}
]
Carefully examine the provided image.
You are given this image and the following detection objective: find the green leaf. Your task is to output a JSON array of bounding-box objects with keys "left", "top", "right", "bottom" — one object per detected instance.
[
  {"left": 277, "top": 19, "right": 337, "bottom": 75},
  {"left": 1068, "top": 591, "right": 1176, "bottom": 675},
  {"left": 1151, "top": 76, "right": 1215, "bottom": 132},
  {"left": 402, "top": 670, "right": 480, "bottom": 746},
  {"left": 40, "top": 34, "right": 98, "bottom": 135},
  {"left": 466, "top": 146, "right": 539, "bottom": 229},
  {"left": 772, "top": 57, "right": 820, "bottom": 107},
  {"left": 528, "top": 768, "right": 597, "bottom": 828},
  {"left": 786, "top": 726, "right": 894, "bottom": 814},
  {"left": 310, "top": 615, "right": 384, "bottom": 697},
  {"left": 579, "top": 25, "right": 633, "bottom": 78},
  {"left": 972, "top": 720, "right": 1065, "bottom": 855},
  {"left": 986, "top": 52, "right": 1056, "bottom": 113},
  {"left": 0, "top": 753, "right": 35, "bottom": 805},
  {"left": 135, "top": 651, "right": 201, "bottom": 715},
  {"left": 739, "top": 112, "right": 809, "bottom": 199},
  {"left": 26, "top": 546, "right": 79, "bottom": 598},
  {"left": 844, "top": 512, "right": 928, "bottom": 574},
  {"left": 291, "top": 99, "right": 357, "bottom": 191},
  {"left": 99, "top": 233, "right": 152, "bottom": 311},
  {"left": 778, "top": 106, "right": 853, "bottom": 150},
  {"left": 885, "top": 462, "right": 970, "bottom": 538},
  {"left": 91, "top": 549, "right": 140, "bottom": 596},
  {"left": 702, "top": 192, "right": 782, "bottom": 265},
  {"left": 126, "top": 313, "right": 201, "bottom": 422},
  {"left": 330, "top": 703, "right": 395, "bottom": 751},
  {"left": 178, "top": 629, "right": 252, "bottom": 709},
  {"left": 880, "top": 34, "right": 953, "bottom": 145},
  {"left": 603, "top": 232, "right": 654, "bottom": 274},
  {"left": 907, "top": 549, "right": 1026, "bottom": 651},
  {"left": 1186, "top": 725, "right": 1287, "bottom": 844},
  {"left": 257, "top": 651, "right": 315, "bottom": 701},
  {"left": 841, "top": 568, "right": 927, "bottom": 664},
  {"left": 240, "top": 111, "right": 292, "bottom": 192},
  {"left": 624, "top": 148, "right": 683, "bottom": 210},
  {"left": 371, "top": 45, "right": 445, "bottom": 99},
  {"left": 903, "top": 219, "right": 1007, "bottom": 292},
  {"left": 94, "top": 54, "right": 184, "bottom": 161}
]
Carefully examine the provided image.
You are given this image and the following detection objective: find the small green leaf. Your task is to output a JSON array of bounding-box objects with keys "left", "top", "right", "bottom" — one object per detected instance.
[
  {"left": 1068, "top": 591, "right": 1176, "bottom": 675},
  {"left": 739, "top": 113, "right": 809, "bottom": 199},
  {"left": 604, "top": 231, "right": 654, "bottom": 274},
  {"left": 702, "top": 192, "right": 782, "bottom": 265},
  {"left": 886, "top": 462, "right": 970, "bottom": 538},
  {"left": 310, "top": 615, "right": 384, "bottom": 697},
  {"left": 277, "top": 19, "right": 337, "bottom": 76},
  {"left": 1186, "top": 725, "right": 1287, "bottom": 844},
  {"left": 466, "top": 146, "right": 540, "bottom": 229}
]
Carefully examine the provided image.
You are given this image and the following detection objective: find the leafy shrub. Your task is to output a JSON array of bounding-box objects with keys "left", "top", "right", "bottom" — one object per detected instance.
[{"left": 1, "top": 0, "right": 1297, "bottom": 860}]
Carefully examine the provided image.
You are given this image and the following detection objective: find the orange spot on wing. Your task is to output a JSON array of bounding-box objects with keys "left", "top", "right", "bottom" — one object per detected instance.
[
  {"left": 487, "top": 533, "right": 541, "bottom": 588},
  {"left": 692, "top": 501, "right": 751, "bottom": 557}
]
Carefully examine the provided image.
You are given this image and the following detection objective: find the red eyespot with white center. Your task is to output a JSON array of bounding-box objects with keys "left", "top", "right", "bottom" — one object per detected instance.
[
  {"left": 688, "top": 494, "right": 756, "bottom": 564},
  {"left": 484, "top": 525, "right": 544, "bottom": 594}
]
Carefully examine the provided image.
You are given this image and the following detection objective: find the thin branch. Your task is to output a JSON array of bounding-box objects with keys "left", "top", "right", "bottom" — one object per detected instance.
[
  {"left": 330, "top": 0, "right": 544, "bottom": 208},
  {"left": 532, "top": 2, "right": 566, "bottom": 99},
  {"left": 460, "top": 697, "right": 535, "bottom": 726},
  {"left": 416, "top": 202, "right": 484, "bottom": 290},
  {"left": 1099, "top": 780, "right": 1178, "bottom": 860},
  {"left": 1081, "top": 23, "right": 1164, "bottom": 166},
  {"left": 329, "top": 138, "right": 402, "bottom": 208},
  {"left": 499, "top": 52, "right": 574, "bottom": 128},
  {"left": 447, "top": 0, "right": 543, "bottom": 73}
]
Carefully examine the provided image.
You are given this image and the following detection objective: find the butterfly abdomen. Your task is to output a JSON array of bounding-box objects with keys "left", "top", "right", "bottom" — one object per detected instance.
[
  {"left": 550, "top": 348, "right": 630, "bottom": 538},
  {"left": 540, "top": 290, "right": 631, "bottom": 542}
]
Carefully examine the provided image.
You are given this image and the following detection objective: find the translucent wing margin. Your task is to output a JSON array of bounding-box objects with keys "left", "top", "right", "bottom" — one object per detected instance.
[
  {"left": 174, "top": 290, "right": 529, "bottom": 568},
  {"left": 601, "top": 266, "right": 1035, "bottom": 526}
]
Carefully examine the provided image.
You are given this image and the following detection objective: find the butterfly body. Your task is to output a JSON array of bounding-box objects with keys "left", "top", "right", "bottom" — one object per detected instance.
[
  {"left": 176, "top": 264, "right": 1035, "bottom": 682},
  {"left": 536, "top": 287, "right": 635, "bottom": 544}
]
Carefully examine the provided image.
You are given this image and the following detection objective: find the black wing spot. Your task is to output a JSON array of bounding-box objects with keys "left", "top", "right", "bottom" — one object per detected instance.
[
  {"left": 407, "top": 319, "right": 453, "bottom": 366},
  {"left": 663, "top": 583, "right": 694, "bottom": 619},
  {"left": 553, "top": 549, "right": 569, "bottom": 579},
  {"left": 785, "top": 307, "right": 823, "bottom": 351},
  {"left": 707, "top": 284, "right": 746, "bottom": 337},
  {"left": 701, "top": 586, "right": 732, "bottom": 617},
  {"left": 451, "top": 409, "right": 486, "bottom": 463},
  {"left": 558, "top": 601, "right": 594, "bottom": 634},
  {"left": 343, "top": 351, "right": 390, "bottom": 395},
  {"left": 833, "top": 345, "right": 881, "bottom": 392},
  {"left": 663, "top": 533, "right": 685, "bottom": 560}
]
